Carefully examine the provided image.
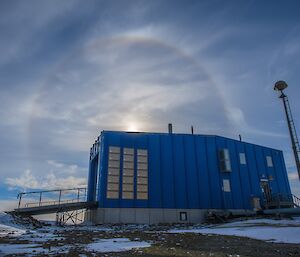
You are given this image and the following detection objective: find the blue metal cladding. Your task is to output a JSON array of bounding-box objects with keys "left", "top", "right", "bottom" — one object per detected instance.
[
  {"left": 87, "top": 154, "right": 98, "bottom": 202},
  {"left": 88, "top": 131, "right": 292, "bottom": 210},
  {"left": 235, "top": 142, "right": 252, "bottom": 209}
]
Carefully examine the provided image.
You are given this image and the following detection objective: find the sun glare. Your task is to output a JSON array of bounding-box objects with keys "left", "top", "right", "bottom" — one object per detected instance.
[{"left": 127, "top": 123, "right": 139, "bottom": 132}]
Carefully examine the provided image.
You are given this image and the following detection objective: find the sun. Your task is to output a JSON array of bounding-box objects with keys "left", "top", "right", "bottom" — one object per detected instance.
[{"left": 127, "top": 123, "right": 139, "bottom": 132}]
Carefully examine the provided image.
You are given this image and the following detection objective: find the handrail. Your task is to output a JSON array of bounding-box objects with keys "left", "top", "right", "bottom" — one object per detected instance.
[
  {"left": 17, "top": 187, "right": 87, "bottom": 209},
  {"left": 264, "top": 193, "right": 299, "bottom": 209},
  {"left": 17, "top": 187, "right": 87, "bottom": 198},
  {"left": 25, "top": 198, "right": 86, "bottom": 208},
  {"left": 292, "top": 194, "right": 300, "bottom": 207}
]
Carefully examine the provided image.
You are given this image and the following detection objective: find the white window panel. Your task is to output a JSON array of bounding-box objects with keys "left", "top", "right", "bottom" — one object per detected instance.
[
  {"left": 137, "top": 177, "right": 148, "bottom": 185},
  {"left": 219, "top": 149, "right": 230, "bottom": 159},
  {"left": 109, "top": 146, "right": 120, "bottom": 153},
  {"left": 107, "top": 183, "right": 119, "bottom": 191},
  {"left": 109, "top": 153, "right": 120, "bottom": 161},
  {"left": 137, "top": 156, "right": 148, "bottom": 163},
  {"left": 122, "top": 176, "right": 134, "bottom": 184},
  {"left": 108, "top": 168, "right": 119, "bottom": 176},
  {"left": 137, "top": 149, "right": 148, "bottom": 156},
  {"left": 137, "top": 170, "right": 148, "bottom": 177},
  {"left": 137, "top": 185, "right": 148, "bottom": 192},
  {"left": 223, "top": 179, "right": 231, "bottom": 192},
  {"left": 239, "top": 153, "right": 246, "bottom": 165},
  {"left": 123, "top": 162, "right": 134, "bottom": 169},
  {"left": 123, "top": 155, "right": 134, "bottom": 162},
  {"left": 123, "top": 169, "right": 134, "bottom": 176},
  {"left": 137, "top": 163, "right": 148, "bottom": 170},
  {"left": 122, "top": 184, "right": 134, "bottom": 192},
  {"left": 225, "top": 160, "right": 231, "bottom": 171},
  {"left": 137, "top": 192, "right": 148, "bottom": 200},
  {"left": 107, "top": 175, "right": 119, "bottom": 183},
  {"left": 109, "top": 160, "right": 120, "bottom": 168},
  {"left": 266, "top": 156, "right": 273, "bottom": 167},
  {"left": 122, "top": 192, "right": 134, "bottom": 199},
  {"left": 124, "top": 148, "right": 134, "bottom": 155},
  {"left": 107, "top": 191, "right": 119, "bottom": 199}
]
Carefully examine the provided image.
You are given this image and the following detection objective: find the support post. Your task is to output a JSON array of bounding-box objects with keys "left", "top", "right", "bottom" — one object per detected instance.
[
  {"left": 168, "top": 123, "right": 172, "bottom": 134},
  {"left": 39, "top": 192, "right": 42, "bottom": 206},
  {"left": 58, "top": 190, "right": 62, "bottom": 205},
  {"left": 18, "top": 194, "right": 22, "bottom": 209},
  {"left": 280, "top": 93, "right": 300, "bottom": 181}
]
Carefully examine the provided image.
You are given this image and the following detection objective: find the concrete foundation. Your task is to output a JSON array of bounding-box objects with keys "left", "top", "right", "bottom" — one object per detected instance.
[{"left": 85, "top": 208, "right": 208, "bottom": 224}]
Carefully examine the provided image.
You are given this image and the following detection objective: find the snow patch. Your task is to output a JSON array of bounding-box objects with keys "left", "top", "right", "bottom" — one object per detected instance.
[
  {"left": 0, "top": 212, "right": 27, "bottom": 237},
  {"left": 86, "top": 238, "right": 151, "bottom": 253},
  {"left": 0, "top": 224, "right": 26, "bottom": 237},
  {"left": 21, "top": 230, "right": 64, "bottom": 243},
  {"left": 0, "top": 244, "right": 70, "bottom": 256},
  {"left": 0, "top": 212, "right": 18, "bottom": 227},
  {"left": 0, "top": 244, "right": 47, "bottom": 255},
  {"left": 168, "top": 217, "right": 300, "bottom": 244}
]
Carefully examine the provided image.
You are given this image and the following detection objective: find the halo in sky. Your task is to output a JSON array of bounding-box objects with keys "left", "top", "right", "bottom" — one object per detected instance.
[{"left": 27, "top": 36, "right": 230, "bottom": 155}]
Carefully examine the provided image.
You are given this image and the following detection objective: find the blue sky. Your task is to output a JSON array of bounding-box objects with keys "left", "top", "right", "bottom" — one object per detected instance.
[{"left": 1, "top": 0, "right": 300, "bottom": 210}]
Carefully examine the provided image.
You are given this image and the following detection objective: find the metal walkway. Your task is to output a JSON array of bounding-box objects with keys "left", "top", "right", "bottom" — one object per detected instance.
[
  {"left": 14, "top": 201, "right": 97, "bottom": 215},
  {"left": 13, "top": 187, "right": 97, "bottom": 219}
]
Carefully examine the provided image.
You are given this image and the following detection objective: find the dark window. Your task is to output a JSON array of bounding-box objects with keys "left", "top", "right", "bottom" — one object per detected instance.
[
  {"left": 180, "top": 212, "right": 187, "bottom": 221},
  {"left": 218, "top": 149, "right": 231, "bottom": 172}
]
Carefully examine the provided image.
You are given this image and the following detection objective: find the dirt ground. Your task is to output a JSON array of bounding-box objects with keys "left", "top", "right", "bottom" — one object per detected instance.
[{"left": 1, "top": 224, "right": 300, "bottom": 257}]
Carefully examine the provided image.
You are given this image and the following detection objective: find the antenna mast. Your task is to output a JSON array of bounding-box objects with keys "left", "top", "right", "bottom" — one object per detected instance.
[{"left": 274, "top": 80, "right": 300, "bottom": 182}]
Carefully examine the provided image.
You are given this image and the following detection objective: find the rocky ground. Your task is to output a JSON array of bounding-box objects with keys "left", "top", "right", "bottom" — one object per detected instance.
[{"left": 1, "top": 220, "right": 300, "bottom": 257}]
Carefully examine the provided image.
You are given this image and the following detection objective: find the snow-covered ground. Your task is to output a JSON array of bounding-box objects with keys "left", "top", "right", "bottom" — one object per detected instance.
[
  {"left": 0, "top": 212, "right": 151, "bottom": 256},
  {"left": 86, "top": 238, "right": 151, "bottom": 253},
  {"left": 169, "top": 217, "right": 300, "bottom": 244},
  {"left": 0, "top": 237, "right": 150, "bottom": 256},
  {"left": 0, "top": 212, "right": 27, "bottom": 237},
  {"left": 1, "top": 211, "right": 300, "bottom": 256},
  {"left": 0, "top": 224, "right": 26, "bottom": 237}
]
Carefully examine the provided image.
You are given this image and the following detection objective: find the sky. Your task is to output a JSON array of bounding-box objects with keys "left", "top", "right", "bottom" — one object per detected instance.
[{"left": 0, "top": 0, "right": 300, "bottom": 211}]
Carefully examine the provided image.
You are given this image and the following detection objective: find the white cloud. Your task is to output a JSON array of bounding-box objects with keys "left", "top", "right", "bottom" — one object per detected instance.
[
  {"left": 47, "top": 160, "right": 82, "bottom": 175},
  {"left": 5, "top": 169, "right": 86, "bottom": 191}
]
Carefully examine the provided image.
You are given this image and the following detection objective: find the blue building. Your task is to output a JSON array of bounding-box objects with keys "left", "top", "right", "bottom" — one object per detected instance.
[{"left": 85, "top": 130, "right": 292, "bottom": 224}]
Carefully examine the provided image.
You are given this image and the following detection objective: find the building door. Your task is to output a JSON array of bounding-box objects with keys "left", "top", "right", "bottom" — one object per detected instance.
[
  {"left": 260, "top": 180, "right": 272, "bottom": 204},
  {"left": 222, "top": 178, "right": 233, "bottom": 209}
]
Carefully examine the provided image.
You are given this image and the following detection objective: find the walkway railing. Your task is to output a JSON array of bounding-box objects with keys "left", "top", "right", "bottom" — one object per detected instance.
[
  {"left": 17, "top": 187, "right": 87, "bottom": 209},
  {"left": 264, "top": 193, "right": 299, "bottom": 209},
  {"left": 292, "top": 194, "right": 300, "bottom": 208}
]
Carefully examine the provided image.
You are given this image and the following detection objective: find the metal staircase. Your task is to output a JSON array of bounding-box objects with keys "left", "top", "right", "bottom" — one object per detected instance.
[{"left": 264, "top": 193, "right": 300, "bottom": 209}]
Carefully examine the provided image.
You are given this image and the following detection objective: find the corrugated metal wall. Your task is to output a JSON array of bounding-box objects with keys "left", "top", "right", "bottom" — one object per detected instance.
[{"left": 88, "top": 131, "right": 291, "bottom": 210}]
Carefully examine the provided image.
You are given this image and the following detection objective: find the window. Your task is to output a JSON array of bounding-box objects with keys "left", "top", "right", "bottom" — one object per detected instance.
[
  {"left": 108, "top": 146, "right": 149, "bottom": 200},
  {"left": 108, "top": 160, "right": 120, "bottom": 168},
  {"left": 107, "top": 146, "right": 120, "bottom": 199},
  {"left": 137, "top": 149, "right": 148, "bottom": 200},
  {"left": 179, "top": 212, "right": 187, "bottom": 221},
  {"left": 239, "top": 153, "right": 246, "bottom": 165},
  {"left": 109, "top": 146, "right": 120, "bottom": 153},
  {"left": 223, "top": 179, "right": 231, "bottom": 192},
  {"left": 266, "top": 156, "right": 273, "bottom": 167},
  {"left": 122, "top": 148, "right": 134, "bottom": 199},
  {"left": 219, "top": 149, "right": 231, "bottom": 172}
]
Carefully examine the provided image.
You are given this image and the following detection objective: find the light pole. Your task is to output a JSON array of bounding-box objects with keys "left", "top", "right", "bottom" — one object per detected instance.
[{"left": 274, "top": 80, "right": 300, "bottom": 182}]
